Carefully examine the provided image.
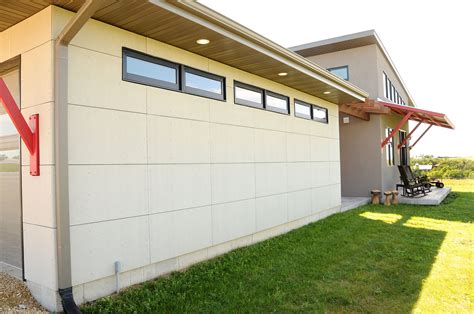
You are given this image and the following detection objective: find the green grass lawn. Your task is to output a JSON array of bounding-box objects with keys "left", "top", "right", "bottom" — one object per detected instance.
[{"left": 82, "top": 180, "right": 473, "bottom": 313}]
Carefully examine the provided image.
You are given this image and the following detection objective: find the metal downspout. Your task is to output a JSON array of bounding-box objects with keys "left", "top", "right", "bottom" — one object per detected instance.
[{"left": 54, "top": 0, "right": 107, "bottom": 312}]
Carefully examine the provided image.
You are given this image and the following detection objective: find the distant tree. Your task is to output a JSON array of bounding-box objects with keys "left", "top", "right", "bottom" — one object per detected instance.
[{"left": 411, "top": 156, "right": 474, "bottom": 179}]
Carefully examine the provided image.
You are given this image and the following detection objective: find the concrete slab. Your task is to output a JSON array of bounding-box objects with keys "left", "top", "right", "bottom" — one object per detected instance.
[
  {"left": 398, "top": 187, "right": 452, "bottom": 205},
  {"left": 341, "top": 197, "right": 371, "bottom": 212}
]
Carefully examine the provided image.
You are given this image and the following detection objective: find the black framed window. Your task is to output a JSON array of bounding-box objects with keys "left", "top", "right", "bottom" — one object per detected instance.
[
  {"left": 123, "top": 48, "right": 179, "bottom": 91},
  {"left": 183, "top": 66, "right": 225, "bottom": 100},
  {"left": 294, "top": 100, "right": 312, "bottom": 119},
  {"left": 265, "top": 91, "right": 289, "bottom": 114},
  {"left": 327, "top": 65, "right": 349, "bottom": 80},
  {"left": 294, "top": 99, "right": 328, "bottom": 124},
  {"left": 399, "top": 130, "right": 408, "bottom": 166},
  {"left": 386, "top": 128, "right": 395, "bottom": 166},
  {"left": 234, "top": 81, "right": 264, "bottom": 108},
  {"left": 383, "top": 72, "right": 388, "bottom": 99},
  {"left": 390, "top": 84, "right": 393, "bottom": 101},
  {"left": 123, "top": 48, "right": 226, "bottom": 101},
  {"left": 312, "top": 106, "right": 328, "bottom": 124},
  {"left": 383, "top": 72, "right": 406, "bottom": 105}
]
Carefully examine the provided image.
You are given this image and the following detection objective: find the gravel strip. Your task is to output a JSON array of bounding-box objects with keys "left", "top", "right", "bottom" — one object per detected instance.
[{"left": 0, "top": 272, "right": 47, "bottom": 313}]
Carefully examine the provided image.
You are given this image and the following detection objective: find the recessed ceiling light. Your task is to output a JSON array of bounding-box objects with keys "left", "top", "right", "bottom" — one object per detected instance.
[
  {"left": 278, "top": 72, "right": 288, "bottom": 77},
  {"left": 323, "top": 91, "right": 331, "bottom": 95},
  {"left": 196, "top": 38, "right": 210, "bottom": 45}
]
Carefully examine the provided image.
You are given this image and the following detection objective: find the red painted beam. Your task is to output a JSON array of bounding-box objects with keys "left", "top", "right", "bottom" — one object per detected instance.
[
  {"left": 410, "top": 124, "right": 433, "bottom": 150},
  {"left": 397, "top": 119, "right": 424, "bottom": 149},
  {"left": 381, "top": 111, "right": 413, "bottom": 149},
  {"left": 0, "top": 78, "right": 40, "bottom": 176}
]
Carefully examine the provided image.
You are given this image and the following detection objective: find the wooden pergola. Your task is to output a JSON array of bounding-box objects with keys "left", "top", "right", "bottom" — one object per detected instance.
[{"left": 340, "top": 99, "right": 454, "bottom": 150}]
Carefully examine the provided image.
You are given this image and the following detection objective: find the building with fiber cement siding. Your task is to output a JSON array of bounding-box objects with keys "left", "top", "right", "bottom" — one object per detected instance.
[{"left": 0, "top": 2, "right": 368, "bottom": 311}]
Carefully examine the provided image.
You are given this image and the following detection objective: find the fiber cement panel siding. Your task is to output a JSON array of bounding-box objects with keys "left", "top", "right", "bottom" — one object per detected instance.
[{"left": 53, "top": 7, "right": 342, "bottom": 289}]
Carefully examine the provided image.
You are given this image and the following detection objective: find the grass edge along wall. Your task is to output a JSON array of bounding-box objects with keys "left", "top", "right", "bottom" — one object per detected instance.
[{"left": 0, "top": 5, "right": 354, "bottom": 311}]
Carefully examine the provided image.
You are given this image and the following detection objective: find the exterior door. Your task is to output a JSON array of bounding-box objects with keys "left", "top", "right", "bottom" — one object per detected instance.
[{"left": 0, "top": 67, "right": 23, "bottom": 279}]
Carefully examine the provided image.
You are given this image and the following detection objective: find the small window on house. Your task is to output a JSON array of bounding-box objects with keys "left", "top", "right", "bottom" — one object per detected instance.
[
  {"left": 328, "top": 66, "right": 349, "bottom": 80},
  {"left": 123, "top": 48, "right": 179, "bottom": 90},
  {"left": 313, "top": 106, "right": 328, "bottom": 124},
  {"left": 265, "top": 91, "right": 289, "bottom": 114},
  {"left": 386, "top": 128, "right": 395, "bottom": 166},
  {"left": 294, "top": 100, "right": 312, "bottom": 119},
  {"left": 383, "top": 72, "right": 388, "bottom": 99},
  {"left": 183, "top": 67, "right": 225, "bottom": 100},
  {"left": 234, "top": 81, "right": 264, "bottom": 108}
]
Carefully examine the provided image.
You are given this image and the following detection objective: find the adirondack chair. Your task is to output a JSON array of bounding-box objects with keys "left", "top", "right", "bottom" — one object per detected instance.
[{"left": 397, "top": 165, "right": 427, "bottom": 197}]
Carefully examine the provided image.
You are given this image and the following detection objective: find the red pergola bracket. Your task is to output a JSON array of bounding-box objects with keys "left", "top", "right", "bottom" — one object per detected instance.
[
  {"left": 0, "top": 78, "right": 40, "bottom": 176},
  {"left": 409, "top": 124, "right": 433, "bottom": 150},
  {"left": 397, "top": 119, "right": 424, "bottom": 149},
  {"left": 381, "top": 111, "right": 413, "bottom": 149}
]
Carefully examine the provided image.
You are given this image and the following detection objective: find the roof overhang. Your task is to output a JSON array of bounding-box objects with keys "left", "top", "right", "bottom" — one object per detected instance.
[
  {"left": 0, "top": 0, "right": 368, "bottom": 104},
  {"left": 289, "top": 30, "right": 416, "bottom": 107}
]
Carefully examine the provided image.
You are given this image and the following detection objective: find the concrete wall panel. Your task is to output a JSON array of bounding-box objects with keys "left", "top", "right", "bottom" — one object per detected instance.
[
  {"left": 148, "top": 164, "right": 211, "bottom": 214},
  {"left": 69, "top": 165, "right": 148, "bottom": 225},
  {"left": 212, "top": 199, "right": 256, "bottom": 244}
]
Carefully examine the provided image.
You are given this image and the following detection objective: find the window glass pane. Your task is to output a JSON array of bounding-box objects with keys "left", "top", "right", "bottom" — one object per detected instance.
[
  {"left": 386, "top": 128, "right": 394, "bottom": 166},
  {"left": 295, "top": 101, "right": 311, "bottom": 119},
  {"left": 185, "top": 71, "right": 222, "bottom": 94},
  {"left": 235, "top": 86, "right": 263, "bottom": 105},
  {"left": 126, "top": 56, "right": 176, "bottom": 83},
  {"left": 328, "top": 67, "right": 348, "bottom": 80},
  {"left": 266, "top": 94, "right": 288, "bottom": 112},
  {"left": 313, "top": 107, "right": 327, "bottom": 122}
]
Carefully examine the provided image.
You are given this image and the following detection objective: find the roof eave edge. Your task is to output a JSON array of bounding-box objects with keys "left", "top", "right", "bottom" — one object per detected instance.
[{"left": 151, "top": 0, "right": 368, "bottom": 102}]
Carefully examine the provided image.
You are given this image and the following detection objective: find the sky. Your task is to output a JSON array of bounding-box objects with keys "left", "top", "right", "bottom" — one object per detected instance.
[{"left": 200, "top": 0, "right": 474, "bottom": 157}]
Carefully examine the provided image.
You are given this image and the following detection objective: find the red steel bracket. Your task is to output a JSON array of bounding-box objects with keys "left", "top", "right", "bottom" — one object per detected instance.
[
  {"left": 381, "top": 111, "right": 413, "bottom": 149},
  {"left": 409, "top": 124, "right": 433, "bottom": 150},
  {"left": 0, "top": 78, "right": 40, "bottom": 176},
  {"left": 397, "top": 119, "right": 424, "bottom": 149}
]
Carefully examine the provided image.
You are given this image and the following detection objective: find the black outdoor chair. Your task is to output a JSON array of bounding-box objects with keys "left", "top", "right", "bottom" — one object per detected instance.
[
  {"left": 405, "top": 165, "right": 431, "bottom": 192},
  {"left": 397, "top": 165, "right": 427, "bottom": 197}
]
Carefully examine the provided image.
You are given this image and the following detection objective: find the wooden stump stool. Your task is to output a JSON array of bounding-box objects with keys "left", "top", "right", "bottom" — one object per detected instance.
[
  {"left": 371, "top": 190, "right": 381, "bottom": 204},
  {"left": 384, "top": 191, "right": 392, "bottom": 206},
  {"left": 391, "top": 190, "right": 399, "bottom": 205}
]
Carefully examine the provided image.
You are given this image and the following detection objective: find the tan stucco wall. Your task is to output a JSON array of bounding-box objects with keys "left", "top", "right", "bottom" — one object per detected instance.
[
  {"left": 380, "top": 114, "right": 409, "bottom": 192},
  {"left": 51, "top": 6, "right": 343, "bottom": 305},
  {"left": 338, "top": 114, "right": 382, "bottom": 196},
  {"left": 306, "top": 45, "right": 379, "bottom": 98},
  {"left": 0, "top": 6, "right": 59, "bottom": 311}
]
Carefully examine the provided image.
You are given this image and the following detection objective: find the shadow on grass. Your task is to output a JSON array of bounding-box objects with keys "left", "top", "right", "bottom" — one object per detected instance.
[{"left": 82, "top": 191, "right": 473, "bottom": 313}]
